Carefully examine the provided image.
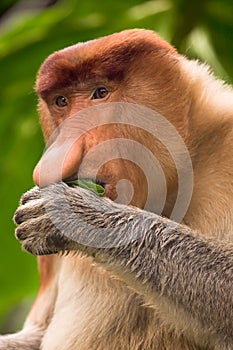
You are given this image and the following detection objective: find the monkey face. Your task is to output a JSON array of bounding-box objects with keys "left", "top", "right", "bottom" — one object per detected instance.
[{"left": 33, "top": 29, "right": 189, "bottom": 211}]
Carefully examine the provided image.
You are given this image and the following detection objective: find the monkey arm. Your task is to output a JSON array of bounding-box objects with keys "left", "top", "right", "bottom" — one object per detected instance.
[{"left": 15, "top": 182, "right": 233, "bottom": 344}]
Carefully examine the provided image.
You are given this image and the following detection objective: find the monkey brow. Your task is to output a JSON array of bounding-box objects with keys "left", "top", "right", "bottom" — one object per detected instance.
[{"left": 37, "top": 37, "right": 171, "bottom": 96}]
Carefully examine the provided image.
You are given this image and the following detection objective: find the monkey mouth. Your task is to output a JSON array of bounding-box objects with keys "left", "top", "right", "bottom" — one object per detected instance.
[
  {"left": 64, "top": 175, "right": 116, "bottom": 200},
  {"left": 63, "top": 176, "right": 117, "bottom": 201},
  {"left": 91, "top": 178, "right": 106, "bottom": 188},
  {"left": 65, "top": 176, "right": 107, "bottom": 187},
  {"left": 64, "top": 176, "right": 107, "bottom": 189}
]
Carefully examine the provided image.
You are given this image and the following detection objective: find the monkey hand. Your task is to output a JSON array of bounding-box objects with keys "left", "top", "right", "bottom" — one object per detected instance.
[
  {"left": 14, "top": 184, "right": 71, "bottom": 255},
  {"left": 14, "top": 182, "right": 147, "bottom": 257}
]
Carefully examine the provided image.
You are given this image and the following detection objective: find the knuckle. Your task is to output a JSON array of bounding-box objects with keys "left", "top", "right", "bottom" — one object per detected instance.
[
  {"left": 20, "top": 187, "right": 40, "bottom": 205},
  {"left": 15, "top": 226, "right": 26, "bottom": 240},
  {"left": 13, "top": 205, "right": 31, "bottom": 225},
  {"left": 13, "top": 210, "right": 22, "bottom": 225},
  {"left": 23, "top": 241, "right": 35, "bottom": 255}
]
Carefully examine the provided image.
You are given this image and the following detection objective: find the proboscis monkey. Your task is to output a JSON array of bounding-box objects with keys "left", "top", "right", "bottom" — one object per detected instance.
[{"left": 1, "top": 29, "right": 233, "bottom": 350}]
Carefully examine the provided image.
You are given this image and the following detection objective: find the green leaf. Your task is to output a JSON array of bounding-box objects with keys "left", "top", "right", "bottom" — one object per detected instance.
[{"left": 65, "top": 179, "right": 105, "bottom": 197}]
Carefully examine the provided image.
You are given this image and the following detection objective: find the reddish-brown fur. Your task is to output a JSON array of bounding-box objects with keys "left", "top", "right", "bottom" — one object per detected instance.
[{"left": 2, "top": 29, "right": 233, "bottom": 349}]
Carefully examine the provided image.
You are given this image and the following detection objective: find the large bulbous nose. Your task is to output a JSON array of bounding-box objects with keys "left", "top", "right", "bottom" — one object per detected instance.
[{"left": 33, "top": 137, "right": 84, "bottom": 187}]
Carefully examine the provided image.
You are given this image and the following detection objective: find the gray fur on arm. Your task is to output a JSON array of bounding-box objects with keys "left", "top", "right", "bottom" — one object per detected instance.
[{"left": 15, "top": 182, "right": 233, "bottom": 345}]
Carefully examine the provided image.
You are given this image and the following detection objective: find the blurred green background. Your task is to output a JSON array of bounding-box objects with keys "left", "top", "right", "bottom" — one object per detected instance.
[{"left": 0, "top": 0, "right": 232, "bottom": 333}]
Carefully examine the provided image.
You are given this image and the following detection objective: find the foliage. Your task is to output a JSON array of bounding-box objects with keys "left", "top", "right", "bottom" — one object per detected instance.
[{"left": 0, "top": 0, "right": 232, "bottom": 332}]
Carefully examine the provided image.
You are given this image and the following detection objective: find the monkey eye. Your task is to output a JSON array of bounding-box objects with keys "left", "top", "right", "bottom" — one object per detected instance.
[
  {"left": 55, "top": 96, "right": 69, "bottom": 107},
  {"left": 92, "top": 87, "right": 109, "bottom": 100}
]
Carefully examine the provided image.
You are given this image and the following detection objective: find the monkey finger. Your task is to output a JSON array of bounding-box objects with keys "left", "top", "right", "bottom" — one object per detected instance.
[
  {"left": 17, "top": 220, "right": 65, "bottom": 255},
  {"left": 20, "top": 186, "right": 41, "bottom": 205},
  {"left": 15, "top": 212, "right": 50, "bottom": 242},
  {"left": 14, "top": 198, "right": 46, "bottom": 225},
  {"left": 23, "top": 237, "right": 57, "bottom": 256}
]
